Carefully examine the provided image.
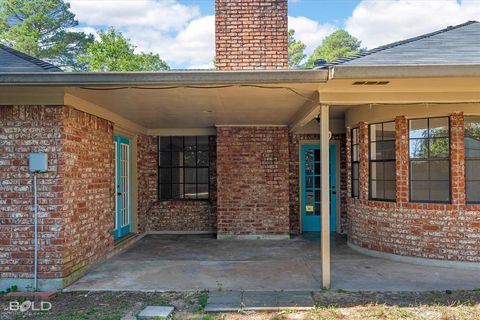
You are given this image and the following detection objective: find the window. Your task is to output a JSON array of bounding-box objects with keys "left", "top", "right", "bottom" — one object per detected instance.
[
  {"left": 158, "top": 136, "right": 210, "bottom": 200},
  {"left": 369, "top": 121, "right": 396, "bottom": 201},
  {"left": 409, "top": 117, "right": 450, "bottom": 203},
  {"left": 351, "top": 128, "right": 359, "bottom": 198},
  {"left": 465, "top": 117, "right": 480, "bottom": 203}
]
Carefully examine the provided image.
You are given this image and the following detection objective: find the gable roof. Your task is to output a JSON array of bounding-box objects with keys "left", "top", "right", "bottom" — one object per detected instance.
[
  {"left": 321, "top": 21, "right": 480, "bottom": 68},
  {"left": 0, "top": 44, "right": 62, "bottom": 72}
]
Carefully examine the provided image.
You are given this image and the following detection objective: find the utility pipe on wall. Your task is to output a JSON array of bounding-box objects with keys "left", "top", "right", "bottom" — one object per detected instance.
[
  {"left": 33, "top": 174, "right": 38, "bottom": 291},
  {"left": 28, "top": 153, "right": 48, "bottom": 292}
]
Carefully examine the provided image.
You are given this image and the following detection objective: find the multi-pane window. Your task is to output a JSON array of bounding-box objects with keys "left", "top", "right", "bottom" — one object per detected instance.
[
  {"left": 369, "top": 121, "right": 396, "bottom": 201},
  {"left": 351, "top": 128, "right": 359, "bottom": 198},
  {"left": 158, "top": 136, "right": 209, "bottom": 200},
  {"left": 409, "top": 117, "right": 450, "bottom": 203},
  {"left": 464, "top": 117, "right": 480, "bottom": 203}
]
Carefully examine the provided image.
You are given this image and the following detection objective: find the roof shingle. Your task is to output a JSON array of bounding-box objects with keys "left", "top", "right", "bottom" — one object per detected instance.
[
  {"left": 320, "top": 21, "right": 480, "bottom": 68},
  {"left": 0, "top": 44, "right": 62, "bottom": 72}
]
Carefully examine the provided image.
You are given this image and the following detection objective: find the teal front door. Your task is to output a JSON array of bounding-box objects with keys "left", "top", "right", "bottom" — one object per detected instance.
[
  {"left": 114, "top": 135, "right": 131, "bottom": 239},
  {"left": 301, "top": 144, "right": 337, "bottom": 232}
]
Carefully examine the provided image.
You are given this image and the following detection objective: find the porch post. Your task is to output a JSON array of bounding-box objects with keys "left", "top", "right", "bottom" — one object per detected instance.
[{"left": 320, "top": 103, "right": 330, "bottom": 289}]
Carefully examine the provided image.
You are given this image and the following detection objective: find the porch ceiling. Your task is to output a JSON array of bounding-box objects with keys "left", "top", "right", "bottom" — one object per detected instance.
[{"left": 65, "top": 83, "right": 326, "bottom": 129}]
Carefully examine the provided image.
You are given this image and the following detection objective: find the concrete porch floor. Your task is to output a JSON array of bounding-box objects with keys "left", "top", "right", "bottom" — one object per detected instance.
[{"left": 66, "top": 234, "right": 480, "bottom": 292}]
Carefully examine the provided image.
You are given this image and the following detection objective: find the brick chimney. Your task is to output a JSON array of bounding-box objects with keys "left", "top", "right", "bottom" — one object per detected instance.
[{"left": 215, "top": 0, "right": 288, "bottom": 70}]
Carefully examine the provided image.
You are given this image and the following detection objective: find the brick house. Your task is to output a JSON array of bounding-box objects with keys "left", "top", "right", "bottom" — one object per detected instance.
[{"left": 1, "top": 0, "right": 480, "bottom": 291}]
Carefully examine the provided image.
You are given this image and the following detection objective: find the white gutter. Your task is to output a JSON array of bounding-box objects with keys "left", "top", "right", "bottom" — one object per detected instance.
[
  {"left": 0, "top": 69, "right": 328, "bottom": 86},
  {"left": 329, "top": 64, "right": 480, "bottom": 79}
]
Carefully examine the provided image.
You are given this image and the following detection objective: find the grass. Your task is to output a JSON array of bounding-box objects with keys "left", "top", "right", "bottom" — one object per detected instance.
[
  {"left": 198, "top": 292, "right": 208, "bottom": 311},
  {"left": 1, "top": 290, "right": 480, "bottom": 320}
]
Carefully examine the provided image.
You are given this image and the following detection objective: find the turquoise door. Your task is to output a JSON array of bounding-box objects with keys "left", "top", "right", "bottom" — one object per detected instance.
[
  {"left": 301, "top": 144, "right": 337, "bottom": 232},
  {"left": 114, "top": 135, "right": 131, "bottom": 239}
]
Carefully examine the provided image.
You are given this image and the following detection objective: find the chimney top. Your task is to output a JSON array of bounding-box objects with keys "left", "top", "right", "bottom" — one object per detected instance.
[{"left": 215, "top": 0, "right": 288, "bottom": 71}]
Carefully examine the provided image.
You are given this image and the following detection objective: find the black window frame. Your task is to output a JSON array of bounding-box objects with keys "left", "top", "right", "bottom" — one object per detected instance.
[
  {"left": 351, "top": 127, "right": 360, "bottom": 198},
  {"left": 368, "top": 121, "right": 396, "bottom": 202},
  {"left": 464, "top": 116, "right": 480, "bottom": 204},
  {"left": 408, "top": 117, "right": 451, "bottom": 204},
  {"left": 158, "top": 136, "right": 210, "bottom": 201}
]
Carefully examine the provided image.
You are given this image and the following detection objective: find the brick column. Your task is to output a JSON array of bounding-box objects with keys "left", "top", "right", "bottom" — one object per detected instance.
[
  {"left": 450, "top": 112, "right": 466, "bottom": 207},
  {"left": 358, "top": 122, "right": 369, "bottom": 200},
  {"left": 395, "top": 116, "right": 409, "bottom": 205}
]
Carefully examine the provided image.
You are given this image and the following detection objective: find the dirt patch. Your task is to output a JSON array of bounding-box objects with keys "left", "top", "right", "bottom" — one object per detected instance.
[{"left": 1, "top": 290, "right": 479, "bottom": 320}]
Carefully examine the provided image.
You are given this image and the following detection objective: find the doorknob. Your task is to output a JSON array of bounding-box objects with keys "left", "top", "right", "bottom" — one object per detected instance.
[{"left": 117, "top": 192, "right": 122, "bottom": 196}]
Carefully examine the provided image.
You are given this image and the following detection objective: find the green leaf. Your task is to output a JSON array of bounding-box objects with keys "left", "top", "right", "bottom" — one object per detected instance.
[
  {"left": 0, "top": 0, "right": 94, "bottom": 70},
  {"left": 306, "top": 30, "right": 365, "bottom": 68},
  {"left": 78, "top": 27, "right": 169, "bottom": 72}
]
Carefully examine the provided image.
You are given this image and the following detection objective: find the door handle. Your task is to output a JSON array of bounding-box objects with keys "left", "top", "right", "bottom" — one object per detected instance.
[
  {"left": 331, "top": 191, "right": 336, "bottom": 195},
  {"left": 117, "top": 192, "right": 122, "bottom": 196}
]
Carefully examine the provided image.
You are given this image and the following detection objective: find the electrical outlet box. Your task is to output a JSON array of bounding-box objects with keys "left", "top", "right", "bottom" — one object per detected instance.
[{"left": 29, "top": 153, "right": 48, "bottom": 173}]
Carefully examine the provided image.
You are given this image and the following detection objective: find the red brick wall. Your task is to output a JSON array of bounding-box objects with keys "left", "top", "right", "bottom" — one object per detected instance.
[
  {"left": 0, "top": 106, "right": 65, "bottom": 280},
  {"left": 216, "top": 127, "right": 290, "bottom": 236},
  {"left": 215, "top": 0, "right": 288, "bottom": 70},
  {"left": 61, "top": 107, "right": 114, "bottom": 278},
  {"left": 137, "top": 135, "right": 217, "bottom": 232},
  {"left": 137, "top": 134, "right": 158, "bottom": 233},
  {"left": 347, "top": 113, "right": 480, "bottom": 262},
  {"left": 0, "top": 105, "right": 114, "bottom": 284},
  {"left": 288, "top": 133, "right": 347, "bottom": 234}
]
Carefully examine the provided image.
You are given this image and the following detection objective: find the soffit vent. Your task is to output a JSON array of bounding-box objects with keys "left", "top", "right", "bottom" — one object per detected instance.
[{"left": 352, "top": 81, "right": 390, "bottom": 86}]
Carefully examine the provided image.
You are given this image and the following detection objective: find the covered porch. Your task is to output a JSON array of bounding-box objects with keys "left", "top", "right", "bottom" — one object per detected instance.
[{"left": 65, "top": 233, "right": 480, "bottom": 292}]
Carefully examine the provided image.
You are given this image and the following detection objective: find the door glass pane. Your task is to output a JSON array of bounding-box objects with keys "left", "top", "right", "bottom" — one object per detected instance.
[
  {"left": 314, "top": 149, "right": 320, "bottom": 162},
  {"left": 306, "top": 176, "right": 313, "bottom": 188},
  {"left": 314, "top": 176, "right": 320, "bottom": 188},
  {"left": 314, "top": 203, "right": 321, "bottom": 216}
]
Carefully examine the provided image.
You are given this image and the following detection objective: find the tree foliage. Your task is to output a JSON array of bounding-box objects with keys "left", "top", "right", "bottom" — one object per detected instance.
[
  {"left": 0, "top": 0, "right": 94, "bottom": 70},
  {"left": 306, "top": 30, "right": 364, "bottom": 67},
  {"left": 288, "top": 29, "right": 306, "bottom": 69},
  {"left": 78, "top": 27, "right": 169, "bottom": 72}
]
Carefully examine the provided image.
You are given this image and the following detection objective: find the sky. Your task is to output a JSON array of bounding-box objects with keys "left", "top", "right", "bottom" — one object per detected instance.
[{"left": 68, "top": 0, "right": 480, "bottom": 69}]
